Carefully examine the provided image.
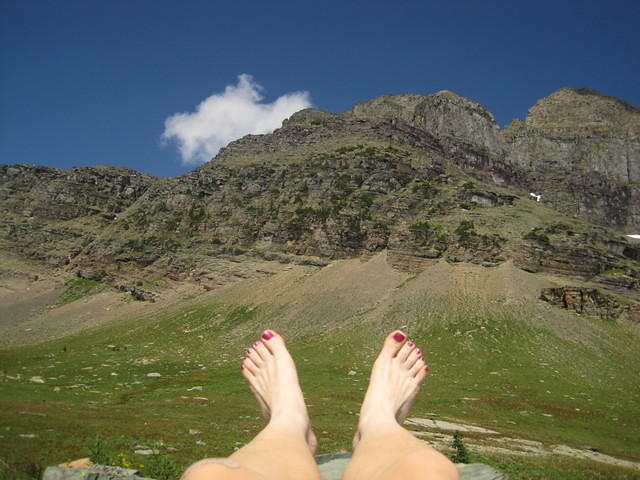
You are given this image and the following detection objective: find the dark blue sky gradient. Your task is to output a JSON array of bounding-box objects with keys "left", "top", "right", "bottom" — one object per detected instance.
[{"left": 1, "top": 0, "right": 638, "bottom": 177}]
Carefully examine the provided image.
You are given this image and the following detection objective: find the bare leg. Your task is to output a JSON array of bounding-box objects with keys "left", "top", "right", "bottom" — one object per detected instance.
[
  {"left": 343, "top": 331, "right": 459, "bottom": 480},
  {"left": 182, "top": 330, "right": 320, "bottom": 480}
]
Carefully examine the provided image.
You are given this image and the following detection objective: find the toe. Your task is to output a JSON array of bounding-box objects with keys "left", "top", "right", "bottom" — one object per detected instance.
[
  {"left": 409, "top": 356, "right": 425, "bottom": 377},
  {"left": 246, "top": 347, "right": 263, "bottom": 367},
  {"left": 397, "top": 340, "right": 416, "bottom": 362},
  {"left": 253, "top": 340, "right": 272, "bottom": 361},
  {"left": 259, "top": 329, "right": 287, "bottom": 354},
  {"left": 241, "top": 359, "right": 256, "bottom": 378},
  {"left": 243, "top": 356, "right": 259, "bottom": 375},
  {"left": 414, "top": 363, "right": 430, "bottom": 382},
  {"left": 404, "top": 348, "right": 422, "bottom": 369},
  {"left": 381, "top": 330, "right": 408, "bottom": 358}
]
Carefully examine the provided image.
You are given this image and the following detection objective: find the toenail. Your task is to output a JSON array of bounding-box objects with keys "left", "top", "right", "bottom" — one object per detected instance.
[
  {"left": 415, "top": 349, "right": 421, "bottom": 354},
  {"left": 425, "top": 365, "right": 430, "bottom": 373},
  {"left": 420, "top": 356, "right": 425, "bottom": 360},
  {"left": 247, "top": 348, "right": 253, "bottom": 354},
  {"left": 253, "top": 341, "right": 260, "bottom": 346},
  {"left": 393, "top": 332, "right": 406, "bottom": 342},
  {"left": 262, "top": 330, "right": 274, "bottom": 340},
  {"left": 407, "top": 341, "right": 414, "bottom": 347},
  {"left": 240, "top": 364, "right": 245, "bottom": 370}
]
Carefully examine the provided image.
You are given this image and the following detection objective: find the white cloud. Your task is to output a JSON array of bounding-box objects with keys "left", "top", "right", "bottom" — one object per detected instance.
[{"left": 162, "top": 74, "right": 312, "bottom": 166}]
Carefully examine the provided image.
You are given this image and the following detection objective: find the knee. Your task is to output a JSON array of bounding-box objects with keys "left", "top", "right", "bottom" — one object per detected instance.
[{"left": 181, "top": 458, "right": 241, "bottom": 480}]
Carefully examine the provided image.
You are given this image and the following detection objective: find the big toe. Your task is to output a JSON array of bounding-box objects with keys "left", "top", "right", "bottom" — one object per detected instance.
[
  {"left": 380, "top": 330, "right": 408, "bottom": 358},
  {"left": 259, "top": 329, "right": 287, "bottom": 354}
]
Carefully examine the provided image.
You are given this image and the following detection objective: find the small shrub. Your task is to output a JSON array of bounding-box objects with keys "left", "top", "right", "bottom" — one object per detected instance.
[
  {"left": 455, "top": 220, "right": 476, "bottom": 241},
  {"left": 88, "top": 436, "right": 115, "bottom": 465},
  {"left": 450, "top": 433, "right": 470, "bottom": 464},
  {"left": 363, "top": 146, "right": 377, "bottom": 157},
  {"left": 358, "top": 193, "right": 374, "bottom": 207},
  {"left": 373, "top": 221, "right": 389, "bottom": 231},
  {"left": 164, "top": 215, "right": 180, "bottom": 231},
  {"left": 188, "top": 204, "right": 207, "bottom": 223},
  {"left": 409, "top": 220, "right": 432, "bottom": 232},
  {"left": 524, "top": 228, "right": 550, "bottom": 246},
  {"left": 143, "top": 453, "right": 181, "bottom": 480}
]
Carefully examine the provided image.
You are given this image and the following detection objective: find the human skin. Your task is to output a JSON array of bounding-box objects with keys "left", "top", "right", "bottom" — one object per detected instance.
[{"left": 181, "top": 330, "right": 458, "bottom": 480}]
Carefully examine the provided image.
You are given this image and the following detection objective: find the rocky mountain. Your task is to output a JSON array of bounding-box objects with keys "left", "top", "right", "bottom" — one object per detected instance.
[
  {"left": 1, "top": 87, "right": 639, "bottom": 301},
  {"left": 0, "top": 165, "right": 154, "bottom": 265}
]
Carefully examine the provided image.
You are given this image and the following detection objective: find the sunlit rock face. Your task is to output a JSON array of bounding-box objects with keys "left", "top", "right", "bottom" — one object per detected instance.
[{"left": 502, "top": 88, "right": 640, "bottom": 230}]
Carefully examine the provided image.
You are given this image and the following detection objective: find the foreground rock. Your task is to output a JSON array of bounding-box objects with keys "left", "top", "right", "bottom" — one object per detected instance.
[{"left": 43, "top": 465, "right": 153, "bottom": 480}]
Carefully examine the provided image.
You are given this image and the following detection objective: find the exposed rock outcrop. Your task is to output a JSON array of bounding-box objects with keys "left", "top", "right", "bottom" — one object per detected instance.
[
  {"left": 540, "top": 286, "right": 640, "bottom": 320},
  {"left": 0, "top": 164, "right": 155, "bottom": 265},
  {"left": 503, "top": 88, "right": 640, "bottom": 230}
]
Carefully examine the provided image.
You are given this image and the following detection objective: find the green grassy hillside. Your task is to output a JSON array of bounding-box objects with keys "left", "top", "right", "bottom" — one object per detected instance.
[{"left": 1, "top": 254, "right": 639, "bottom": 479}]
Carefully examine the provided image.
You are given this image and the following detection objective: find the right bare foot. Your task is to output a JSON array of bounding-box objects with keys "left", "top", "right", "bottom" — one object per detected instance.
[
  {"left": 241, "top": 330, "right": 318, "bottom": 453},
  {"left": 353, "top": 330, "right": 429, "bottom": 449}
]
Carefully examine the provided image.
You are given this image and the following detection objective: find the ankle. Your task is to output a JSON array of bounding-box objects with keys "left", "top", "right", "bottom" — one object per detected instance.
[{"left": 267, "top": 410, "right": 309, "bottom": 434}]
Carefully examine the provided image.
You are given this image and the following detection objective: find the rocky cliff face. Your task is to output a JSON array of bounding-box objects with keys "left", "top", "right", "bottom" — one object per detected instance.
[
  {"left": 0, "top": 164, "right": 154, "bottom": 265},
  {"left": 349, "top": 88, "right": 640, "bottom": 231},
  {"left": 503, "top": 88, "right": 640, "bottom": 230},
  {"left": 1, "top": 88, "right": 639, "bottom": 300}
]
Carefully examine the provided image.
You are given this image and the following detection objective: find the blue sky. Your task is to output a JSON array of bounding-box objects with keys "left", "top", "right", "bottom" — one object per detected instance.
[{"left": 1, "top": 0, "right": 638, "bottom": 178}]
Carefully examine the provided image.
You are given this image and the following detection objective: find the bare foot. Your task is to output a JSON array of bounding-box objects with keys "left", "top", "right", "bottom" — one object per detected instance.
[
  {"left": 241, "top": 330, "right": 318, "bottom": 453},
  {"left": 353, "top": 330, "right": 429, "bottom": 449}
]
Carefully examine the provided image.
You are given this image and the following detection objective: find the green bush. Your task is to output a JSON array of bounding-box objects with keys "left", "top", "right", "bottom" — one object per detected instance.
[
  {"left": 88, "top": 437, "right": 115, "bottom": 465},
  {"left": 409, "top": 220, "right": 432, "bottom": 232},
  {"left": 524, "top": 228, "right": 551, "bottom": 246},
  {"left": 143, "top": 453, "right": 181, "bottom": 480},
  {"left": 451, "top": 433, "right": 470, "bottom": 464},
  {"left": 188, "top": 205, "right": 207, "bottom": 224},
  {"left": 455, "top": 220, "right": 476, "bottom": 241}
]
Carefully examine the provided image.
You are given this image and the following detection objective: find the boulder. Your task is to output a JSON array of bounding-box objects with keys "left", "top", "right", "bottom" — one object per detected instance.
[{"left": 43, "top": 465, "right": 153, "bottom": 480}]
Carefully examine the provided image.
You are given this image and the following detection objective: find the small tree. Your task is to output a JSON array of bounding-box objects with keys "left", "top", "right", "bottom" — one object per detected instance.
[{"left": 451, "top": 432, "right": 470, "bottom": 463}]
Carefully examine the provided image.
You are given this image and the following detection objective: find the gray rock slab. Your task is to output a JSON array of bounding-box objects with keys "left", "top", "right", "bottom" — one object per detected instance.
[
  {"left": 457, "top": 463, "right": 506, "bottom": 480},
  {"left": 315, "top": 454, "right": 505, "bottom": 480},
  {"left": 43, "top": 466, "right": 154, "bottom": 480}
]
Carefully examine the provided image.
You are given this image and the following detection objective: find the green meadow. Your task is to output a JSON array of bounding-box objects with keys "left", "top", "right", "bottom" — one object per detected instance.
[{"left": 1, "top": 259, "right": 640, "bottom": 480}]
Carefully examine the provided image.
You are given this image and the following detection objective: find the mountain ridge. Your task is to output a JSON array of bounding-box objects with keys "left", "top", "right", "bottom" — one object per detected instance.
[{"left": 2, "top": 87, "right": 640, "bottom": 303}]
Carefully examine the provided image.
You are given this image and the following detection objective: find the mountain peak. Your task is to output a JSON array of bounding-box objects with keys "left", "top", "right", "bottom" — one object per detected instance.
[{"left": 525, "top": 87, "right": 640, "bottom": 133}]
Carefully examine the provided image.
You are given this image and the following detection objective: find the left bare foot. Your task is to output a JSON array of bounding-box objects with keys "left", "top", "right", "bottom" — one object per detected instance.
[{"left": 241, "top": 330, "right": 318, "bottom": 453}]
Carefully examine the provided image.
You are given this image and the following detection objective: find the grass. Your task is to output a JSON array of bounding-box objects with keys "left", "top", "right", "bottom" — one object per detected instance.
[
  {"left": 1, "top": 285, "right": 639, "bottom": 479},
  {"left": 56, "top": 277, "right": 106, "bottom": 305}
]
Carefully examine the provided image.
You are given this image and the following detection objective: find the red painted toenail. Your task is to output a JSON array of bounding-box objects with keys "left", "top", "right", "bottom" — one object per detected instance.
[
  {"left": 425, "top": 365, "right": 430, "bottom": 373},
  {"left": 420, "top": 356, "right": 425, "bottom": 361},
  {"left": 415, "top": 349, "right": 421, "bottom": 354},
  {"left": 253, "top": 341, "right": 260, "bottom": 346},
  {"left": 240, "top": 364, "right": 245, "bottom": 370},
  {"left": 262, "top": 330, "right": 274, "bottom": 340},
  {"left": 247, "top": 348, "right": 252, "bottom": 354},
  {"left": 393, "top": 332, "right": 405, "bottom": 342}
]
